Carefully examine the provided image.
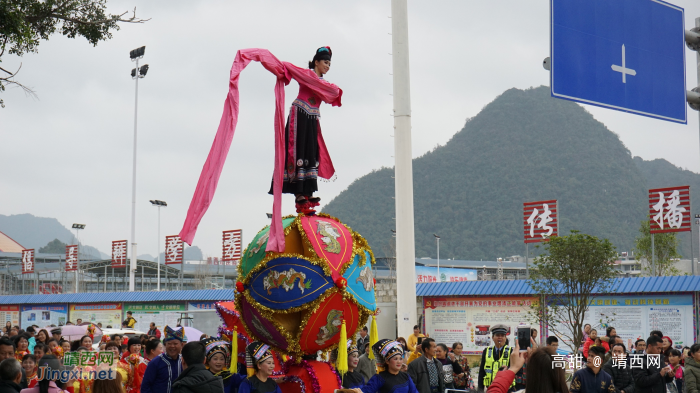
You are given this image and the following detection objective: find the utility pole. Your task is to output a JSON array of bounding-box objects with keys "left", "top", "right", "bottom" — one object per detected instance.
[{"left": 392, "top": 0, "right": 417, "bottom": 339}]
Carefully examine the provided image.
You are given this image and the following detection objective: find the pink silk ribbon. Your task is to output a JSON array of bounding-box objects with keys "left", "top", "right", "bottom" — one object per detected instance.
[{"left": 179, "top": 48, "right": 342, "bottom": 252}]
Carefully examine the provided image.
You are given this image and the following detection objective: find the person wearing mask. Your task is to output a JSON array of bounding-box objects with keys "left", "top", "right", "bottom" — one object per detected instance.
[
  {"left": 0, "top": 358, "right": 24, "bottom": 393},
  {"left": 144, "top": 341, "right": 163, "bottom": 365},
  {"left": 684, "top": 343, "right": 700, "bottom": 393},
  {"left": 171, "top": 341, "right": 223, "bottom": 393},
  {"left": 407, "top": 338, "right": 444, "bottom": 393},
  {"left": 201, "top": 337, "right": 244, "bottom": 393},
  {"left": 434, "top": 343, "right": 463, "bottom": 391},
  {"left": 360, "top": 339, "right": 418, "bottom": 393},
  {"left": 451, "top": 342, "right": 473, "bottom": 391},
  {"left": 478, "top": 324, "right": 512, "bottom": 391},
  {"left": 603, "top": 343, "right": 634, "bottom": 393},
  {"left": 330, "top": 340, "right": 364, "bottom": 388},
  {"left": 20, "top": 355, "right": 68, "bottom": 393},
  {"left": 632, "top": 335, "right": 673, "bottom": 393},
  {"left": 141, "top": 326, "right": 185, "bottom": 393},
  {"left": 570, "top": 345, "right": 614, "bottom": 393},
  {"left": 407, "top": 326, "right": 425, "bottom": 353},
  {"left": 356, "top": 327, "right": 369, "bottom": 355},
  {"left": 668, "top": 349, "right": 683, "bottom": 393},
  {"left": 634, "top": 339, "right": 646, "bottom": 354},
  {"left": 238, "top": 342, "right": 281, "bottom": 393},
  {"left": 148, "top": 324, "right": 161, "bottom": 340},
  {"left": 357, "top": 343, "right": 376, "bottom": 383},
  {"left": 124, "top": 312, "right": 137, "bottom": 329}
]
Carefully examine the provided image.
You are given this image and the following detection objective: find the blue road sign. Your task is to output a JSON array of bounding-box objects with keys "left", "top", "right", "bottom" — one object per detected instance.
[{"left": 551, "top": 0, "right": 687, "bottom": 124}]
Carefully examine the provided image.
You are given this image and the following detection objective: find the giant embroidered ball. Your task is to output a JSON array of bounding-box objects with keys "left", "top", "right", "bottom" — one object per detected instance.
[{"left": 235, "top": 213, "right": 377, "bottom": 357}]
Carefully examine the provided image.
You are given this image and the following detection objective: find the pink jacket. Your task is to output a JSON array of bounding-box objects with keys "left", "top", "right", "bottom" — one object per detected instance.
[{"left": 21, "top": 381, "right": 69, "bottom": 393}]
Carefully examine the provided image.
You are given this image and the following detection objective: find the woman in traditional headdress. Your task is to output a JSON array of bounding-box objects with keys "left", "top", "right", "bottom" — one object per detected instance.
[
  {"left": 331, "top": 340, "right": 365, "bottom": 388},
  {"left": 104, "top": 341, "right": 131, "bottom": 393},
  {"left": 238, "top": 342, "right": 282, "bottom": 393},
  {"left": 357, "top": 339, "right": 418, "bottom": 393},
  {"left": 122, "top": 337, "right": 148, "bottom": 393},
  {"left": 202, "top": 337, "right": 245, "bottom": 393},
  {"left": 269, "top": 46, "right": 341, "bottom": 214}
]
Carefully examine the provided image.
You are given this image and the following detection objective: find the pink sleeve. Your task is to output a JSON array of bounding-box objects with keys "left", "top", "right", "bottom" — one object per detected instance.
[
  {"left": 283, "top": 63, "right": 343, "bottom": 107},
  {"left": 178, "top": 48, "right": 289, "bottom": 252},
  {"left": 487, "top": 370, "right": 515, "bottom": 393}
]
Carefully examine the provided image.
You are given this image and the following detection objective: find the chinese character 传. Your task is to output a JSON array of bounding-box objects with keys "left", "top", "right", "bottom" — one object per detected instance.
[{"left": 527, "top": 204, "right": 554, "bottom": 238}]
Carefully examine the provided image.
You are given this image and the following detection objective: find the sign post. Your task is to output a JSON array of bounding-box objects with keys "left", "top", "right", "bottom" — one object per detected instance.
[{"left": 523, "top": 200, "right": 559, "bottom": 278}]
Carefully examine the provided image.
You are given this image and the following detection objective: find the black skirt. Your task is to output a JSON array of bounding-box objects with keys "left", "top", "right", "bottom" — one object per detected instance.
[{"left": 269, "top": 106, "right": 319, "bottom": 197}]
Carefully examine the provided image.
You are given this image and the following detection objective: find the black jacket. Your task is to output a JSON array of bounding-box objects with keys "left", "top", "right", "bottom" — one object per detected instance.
[
  {"left": 407, "top": 356, "right": 446, "bottom": 393},
  {"left": 603, "top": 359, "right": 635, "bottom": 393},
  {"left": 172, "top": 363, "right": 224, "bottom": 393},
  {"left": 0, "top": 380, "right": 22, "bottom": 393},
  {"left": 631, "top": 354, "right": 673, "bottom": 393}
]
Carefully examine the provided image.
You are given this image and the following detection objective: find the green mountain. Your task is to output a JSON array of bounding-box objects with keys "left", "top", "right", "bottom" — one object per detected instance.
[{"left": 324, "top": 86, "right": 698, "bottom": 260}]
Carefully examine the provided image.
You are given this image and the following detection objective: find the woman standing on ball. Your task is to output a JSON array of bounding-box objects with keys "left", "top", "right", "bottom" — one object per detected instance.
[{"left": 270, "top": 46, "right": 340, "bottom": 214}]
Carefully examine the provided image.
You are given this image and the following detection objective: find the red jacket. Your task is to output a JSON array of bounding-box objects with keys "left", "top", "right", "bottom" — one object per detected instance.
[
  {"left": 582, "top": 337, "right": 609, "bottom": 358},
  {"left": 487, "top": 369, "right": 515, "bottom": 393},
  {"left": 148, "top": 328, "right": 161, "bottom": 339}
]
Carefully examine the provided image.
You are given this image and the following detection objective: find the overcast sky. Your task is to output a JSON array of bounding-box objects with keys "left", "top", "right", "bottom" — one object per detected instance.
[{"left": 2, "top": 0, "right": 700, "bottom": 259}]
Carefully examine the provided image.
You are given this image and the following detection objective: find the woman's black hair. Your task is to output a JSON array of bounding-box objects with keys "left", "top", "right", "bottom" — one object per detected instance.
[
  {"left": 437, "top": 343, "right": 449, "bottom": 353},
  {"left": 669, "top": 348, "right": 682, "bottom": 357},
  {"left": 38, "top": 355, "right": 65, "bottom": 393},
  {"left": 451, "top": 342, "right": 462, "bottom": 350},
  {"left": 606, "top": 326, "right": 615, "bottom": 337},
  {"left": 145, "top": 339, "right": 160, "bottom": 357},
  {"left": 12, "top": 333, "right": 29, "bottom": 348},
  {"left": 308, "top": 47, "right": 332, "bottom": 69}
]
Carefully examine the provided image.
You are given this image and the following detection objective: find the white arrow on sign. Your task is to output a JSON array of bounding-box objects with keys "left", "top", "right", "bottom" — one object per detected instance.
[{"left": 611, "top": 44, "right": 637, "bottom": 83}]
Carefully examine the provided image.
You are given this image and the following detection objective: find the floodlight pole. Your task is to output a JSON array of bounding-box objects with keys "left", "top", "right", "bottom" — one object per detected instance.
[
  {"left": 157, "top": 204, "right": 162, "bottom": 290},
  {"left": 392, "top": 0, "right": 417, "bottom": 339}
]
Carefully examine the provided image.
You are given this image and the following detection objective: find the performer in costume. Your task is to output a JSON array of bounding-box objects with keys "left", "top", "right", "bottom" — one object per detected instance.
[
  {"left": 331, "top": 340, "right": 365, "bottom": 388},
  {"left": 238, "top": 342, "right": 282, "bottom": 393},
  {"left": 360, "top": 339, "right": 419, "bottom": 393},
  {"left": 141, "top": 326, "right": 184, "bottom": 393},
  {"left": 268, "top": 46, "right": 338, "bottom": 213},
  {"left": 179, "top": 48, "right": 343, "bottom": 253},
  {"left": 202, "top": 337, "right": 246, "bottom": 393},
  {"left": 124, "top": 337, "right": 148, "bottom": 393},
  {"left": 105, "top": 341, "right": 131, "bottom": 393}
]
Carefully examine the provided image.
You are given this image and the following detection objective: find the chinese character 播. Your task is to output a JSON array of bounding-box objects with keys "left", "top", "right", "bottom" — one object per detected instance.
[
  {"left": 527, "top": 204, "right": 554, "bottom": 238},
  {"left": 652, "top": 190, "right": 686, "bottom": 230}
]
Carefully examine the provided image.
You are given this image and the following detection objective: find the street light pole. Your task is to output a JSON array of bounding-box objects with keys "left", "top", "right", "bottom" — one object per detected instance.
[
  {"left": 129, "top": 46, "right": 148, "bottom": 292},
  {"left": 150, "top": 200, "right": 167, "bottom": 290},
  {"left": 433, "top": 234, "right": 440, "bottom": 281}
]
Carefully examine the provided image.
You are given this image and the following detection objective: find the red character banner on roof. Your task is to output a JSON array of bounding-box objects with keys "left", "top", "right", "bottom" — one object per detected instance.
[
  {"left": 165, "top": 235, "right": 183, "bottom": 265},
  {"left": 222, "top": 230, "right": 242, "bottom": 265},
  {"left": 21, "top": 249, "right": 34, "bottom": 274},
  {"left": 523, "top": 200, "right": 558, "bottom": 243},
  {"left": 65, "top": 245, "right": 78, "bottom": 271},
  {"left": 112, "top": 240, "right": 127, "bottom": 268},
  {"left": 649, "top": 186, "right": 691, "bottom": 233}
]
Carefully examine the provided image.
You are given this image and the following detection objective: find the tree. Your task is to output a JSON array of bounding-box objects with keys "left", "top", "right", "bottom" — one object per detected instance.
[
  {"left": 527, "top": 231, "right": 618, "bottom": 354},
  {"left": 0, "top": 0, "right": 148, "bottom": 107},
  {"left": 39, "top": 238, "right": 67, "bottom": 253},
  {"left": 633, "top": 219, "right": 682, "bottom": 276}
]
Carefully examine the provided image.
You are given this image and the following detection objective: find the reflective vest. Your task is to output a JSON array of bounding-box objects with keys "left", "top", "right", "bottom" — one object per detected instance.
[{"left": 482, "top": 345, "right": 514, "bottom": 387}]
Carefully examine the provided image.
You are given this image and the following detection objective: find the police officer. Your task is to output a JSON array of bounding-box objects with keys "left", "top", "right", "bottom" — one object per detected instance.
[{"left": 478, "top": 324, "right": 514, "bottom": 391}]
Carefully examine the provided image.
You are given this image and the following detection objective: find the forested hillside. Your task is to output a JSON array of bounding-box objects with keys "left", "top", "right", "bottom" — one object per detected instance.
[{"left": 324, "top": 86, "right": 690, "bottom": 260}]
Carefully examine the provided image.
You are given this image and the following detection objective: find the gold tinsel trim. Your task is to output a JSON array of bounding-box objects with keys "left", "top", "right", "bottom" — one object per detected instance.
[
  {"left": 233, "top": 294, "right": 300, "bottom": 355},
  {"left": 238, "top": 215, "right": 298, "bottom": 280},
  {"left": 241, "top": 279, "right": 334, "bottom": 316}
]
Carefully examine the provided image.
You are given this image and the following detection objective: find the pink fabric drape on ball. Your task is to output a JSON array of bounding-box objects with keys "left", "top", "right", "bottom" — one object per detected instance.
[{"left": 178, "top": 48, "right": 342, "bottom": 252}]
